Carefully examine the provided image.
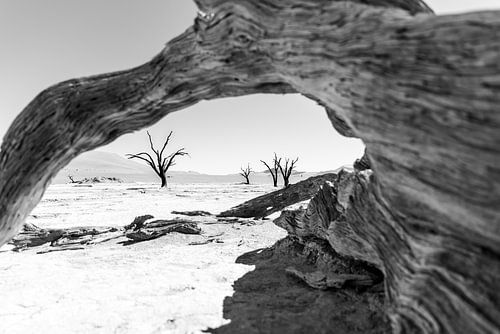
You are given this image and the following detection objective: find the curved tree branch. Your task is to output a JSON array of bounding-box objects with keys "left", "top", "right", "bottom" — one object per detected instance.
[
  {"left": 163, "top": 148, "right": 188, "bottom": 172},
  {"left": 278, "top": 157, "right": 298, "bottom": 187},
  {"left": 159, "top": 131, "right": 173, "bottom": 158},
  {"left": 1, "top": 0, "right": 499, "bottom": 332},
  {"left": 126, "top": 152, "right": 161, "bottom": 176},
  {"left": 146, "top": 131, "right": 158, "bottom": 155},
  {"left": 0, "top": 21, "right": 293, "bottom": 245},
  {"left": 261, "top": 158, "right": 279, "bottom": 187}
]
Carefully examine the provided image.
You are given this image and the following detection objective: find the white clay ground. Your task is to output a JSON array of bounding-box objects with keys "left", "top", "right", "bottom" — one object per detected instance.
[{"left": 0, "top": 183, "right": 289, "bottom": 334}]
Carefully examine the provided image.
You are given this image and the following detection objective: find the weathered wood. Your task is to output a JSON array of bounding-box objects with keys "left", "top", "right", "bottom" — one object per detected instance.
[
  {"left": 353, "top": 150, "right": 371, "bottom": 172},
  {"left": 188, "top": 233, "right": 225, "bottom": 246},
  {"left": 274, "top": 171, "right": 382, "bottom": 268},
  {"left": 276, "top": 168, "right": 500, "bottom": 333},
  {"left": 286, "top": 267, "right": 378, "bottom": 290},
  {"left": 1, "top": 0, "right": 499, "bottom": 332},
  {"left": 218, "top": 173, "right": 338, "bottom": 218},
  {"left": 10, "top": 224, "right": 119, "bottom": 251},
  {"left": 68, "top": 176, "right": 123, "bottom": 184},
  {"left": 124, "top": 217, "right": 202, "bottom": 242},
  {"left": 172, "top": 210, "right": 213, "bottom": 217},
  {"left": 210, "top": 237, "right": 389, "bottom": 333},
  {"left": 125, "top": 221, "right": 201, "bottom": 242},
  {"left": 10, "top": 226, "right": 64, "bottom": 251},
  {"left": 10, "top": 215, "right": 201, "bottom": 251},
  {"left": 37, "top": 247, "right": 86, "bottom": 254},
  {"left": 124, "top": 214, "right": 155, "bottom": 231}
]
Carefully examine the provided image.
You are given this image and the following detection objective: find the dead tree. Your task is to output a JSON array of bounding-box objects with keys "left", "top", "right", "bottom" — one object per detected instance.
[
  {"left": 260, "top": 153, "right": 281, "bottom": 187},
  {"left": 0, "top": 1, "right": 499, "bottom": 332},
  {"left": 126, "top": 131, "right": 187, "bottom": 188},
  {"left": 239, "top": 164, "right": 252, "bottom": 185},
  {"left": 278, "top": 157, "right": 298, "bottom": 187}
]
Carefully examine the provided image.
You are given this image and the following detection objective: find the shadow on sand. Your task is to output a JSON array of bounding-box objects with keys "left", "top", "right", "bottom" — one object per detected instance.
[{"left": 207, "top": 238, "right": 390, "bottom": 334}]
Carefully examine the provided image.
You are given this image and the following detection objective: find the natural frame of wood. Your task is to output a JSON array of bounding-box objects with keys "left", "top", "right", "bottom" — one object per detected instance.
[{"left": 1, "top": 0, "right": 499, "bottom": 332}]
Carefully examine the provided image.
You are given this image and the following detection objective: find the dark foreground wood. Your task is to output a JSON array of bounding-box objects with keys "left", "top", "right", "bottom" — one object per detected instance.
[
  {"left": 1, "top": 0, "right": 499, "bottom": 332},
  {"left": 208, "top": 237, "right": 389, "bottom": 334},
  {"left": 218, "top": 173, "right": 338, "bottom": 218}
]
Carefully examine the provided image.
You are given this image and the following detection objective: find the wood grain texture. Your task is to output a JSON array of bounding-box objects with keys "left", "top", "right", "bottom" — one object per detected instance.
[
  {"left": 9, "top": 216, "right": 201, "bottom": 252},
  {"left": 274, "top": 171, "right": 383, "bottom": 268},
  {"left": 1, "top": 0, "right": 499, "bottom": 332},
  {"left": 276, "top": 168, "right": 500, "bottom": 333}
]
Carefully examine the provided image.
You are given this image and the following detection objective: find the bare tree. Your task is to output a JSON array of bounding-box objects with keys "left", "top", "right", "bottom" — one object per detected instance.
[
  {"left": 279, "top": 157, "right": 298, "bottom": 187},
  {"left": 0, "top": 1, "right": 499, "bottom": 331},
  {"left": 127, "top": 131, "right": 188, "bottom": 188},
  {"left": 261, "top": 153, "right": 281, "bottom": 187},
  {"left": 239, "top": 164, "right": 253, "bottom": 185}
]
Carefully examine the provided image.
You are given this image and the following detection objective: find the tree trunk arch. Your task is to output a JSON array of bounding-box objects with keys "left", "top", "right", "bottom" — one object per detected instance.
[{"left": 1, "top": 0, "right": 499, "bottom": 333}]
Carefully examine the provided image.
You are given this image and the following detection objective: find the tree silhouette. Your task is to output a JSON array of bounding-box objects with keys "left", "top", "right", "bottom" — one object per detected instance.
[
  {"left": 261, "top": 153, "right": 281, "bottom": 187},
  {"left": 127, "top": 131, "right": 187, "bottom": 188},
  {"left": 240, "top": 164, "right": 253, "bottom": 185},
  {"left": 279, "top": 157, "right": 298, "bottom": 187}
]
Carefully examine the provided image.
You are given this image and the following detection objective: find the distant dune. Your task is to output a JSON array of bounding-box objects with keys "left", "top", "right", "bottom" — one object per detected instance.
[
  {"left": 53, "top": 151, "right": 351, "bottom": 185},
  {"left": 54, "top": 151, "right": 155, "bottom": 184}
]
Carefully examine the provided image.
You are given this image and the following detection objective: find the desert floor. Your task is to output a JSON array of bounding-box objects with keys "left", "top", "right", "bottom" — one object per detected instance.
[{"left": 0, "top": 183, "right": 288, "bottom": 334}]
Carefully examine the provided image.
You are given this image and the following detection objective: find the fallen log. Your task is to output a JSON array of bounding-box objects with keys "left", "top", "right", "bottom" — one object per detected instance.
[
  {"left": 125, "top": 220, "right": 201, "bottom": 242},
  {"left": 9, "top": 224, "right": 117, "bottom": 251},
  {"left": 189, "top": 235, "right": 224, "bottom": 246},
  {"left": 37, "top": 246, "right": 86, "bottom": 255},
  {"left": 218, "top": 173, "right": 338, "bottom": 218},
  {"left": 171, "top": 210, "right": 213, "bottom": 217},
  {"left": 10, "top": 215, "right": 201, "bottom": 251}
]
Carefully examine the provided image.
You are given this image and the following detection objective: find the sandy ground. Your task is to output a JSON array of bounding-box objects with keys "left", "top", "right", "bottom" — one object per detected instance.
[{"left": 0, "top": 183, "right": 288, "bottom": 334}]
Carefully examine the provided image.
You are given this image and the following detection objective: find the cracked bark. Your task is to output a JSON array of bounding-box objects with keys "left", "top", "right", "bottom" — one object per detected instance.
[{"left": 1, "top": 0, "right": 499, "bottom": 333}]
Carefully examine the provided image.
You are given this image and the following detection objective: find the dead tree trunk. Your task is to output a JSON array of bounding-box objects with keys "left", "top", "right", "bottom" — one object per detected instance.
[
  {"left": 239, "top": 164, "right": 252, "bottom": 185},
  {"left": 159, "top": 173, "right": 167, "bottom": 188},
  {"left": 1, "top": 1, "right": 499, "bottom": 333},
  {"left": 278, "top": 157, "right": 298, "bottom": 187},
  {"left": 261, "top": 153, "right": 281, "bottom": 187}
]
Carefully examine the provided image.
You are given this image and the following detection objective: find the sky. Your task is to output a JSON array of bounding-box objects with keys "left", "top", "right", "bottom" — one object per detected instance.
[{"left": 1, "top": 1, "right": 499, "bottom": 174}]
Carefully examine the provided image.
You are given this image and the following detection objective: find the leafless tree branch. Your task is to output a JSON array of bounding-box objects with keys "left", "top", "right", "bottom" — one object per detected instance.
[
  {"left": 128, "top": 133, "right": 188, "bottom": 187},
  {"left": 261, "top": 158, "right": 278, "bottom": 187},
  {"left": 240, "top": 164, "right": 252, "bottom": 184},
  {"left": 163, "top": 148, "right": 188, "bottom": 172},
  {"left": 278, "top": 157, "right": 298, "bottom": 187}
]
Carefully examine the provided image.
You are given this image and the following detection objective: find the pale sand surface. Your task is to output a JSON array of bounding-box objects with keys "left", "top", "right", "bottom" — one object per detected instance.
[{"left": 0, "top": 183, "right": 287, "bottom": 334}]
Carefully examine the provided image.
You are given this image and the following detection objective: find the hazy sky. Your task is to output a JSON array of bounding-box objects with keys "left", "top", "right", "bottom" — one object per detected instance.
[{"left": 1, "top": 1, "right": 499, "bottom": 174}]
